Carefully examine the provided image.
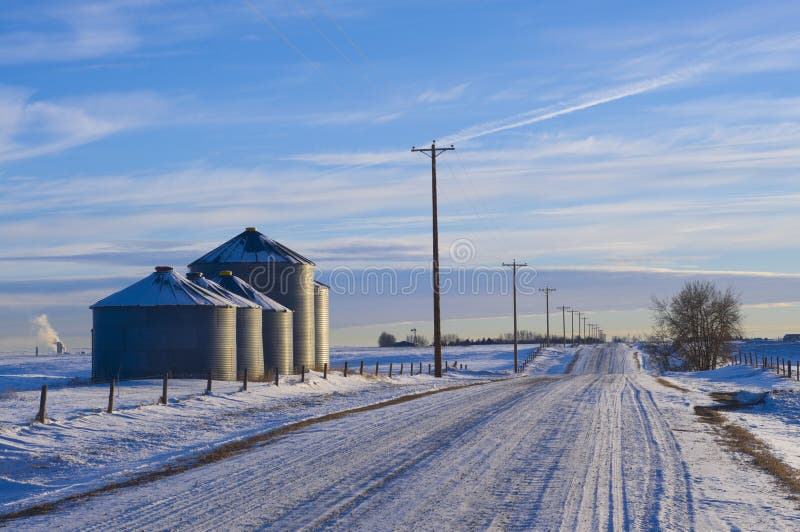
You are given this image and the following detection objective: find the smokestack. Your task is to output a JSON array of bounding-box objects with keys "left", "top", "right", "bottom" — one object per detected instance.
[{"left": 35, "top": 346, "right": 38, "bottom": 356}]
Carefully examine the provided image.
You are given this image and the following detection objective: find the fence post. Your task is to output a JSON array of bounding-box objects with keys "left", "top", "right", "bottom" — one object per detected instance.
[
  {"left": 275, "top": 367, "right": 279, "bottom": 386},
  {"left": 428, "top": 363, "right": 431, "bottom": 375},
  {"left": 243, "top": 367, "right": 248, "bottom": 391},
  {"left": 789, "top": 361, "right": 792, "bottom": 379},
  {"left": 107, "top": 379, "right": 115, "bottom": 414},
  {"left": 161, "top": 372, "right": 168, "bottom": 405},
  {"left": 207, "top": 369, "right": 212, "bottom": 394},
  {"left": 400, "top": 363, "right": 403, "bottom": 375},
  {"left": 323, "top": 362, "right": 328, "bottom": 379},
  {"left": 389, "top": 362, "right": 393, "bottom": 378},
  {"left": 375, "top": 361, "right": 379, "bottom": 376},
  {"left": 36, "top": 384, "right": 47, "bottom": 423},
  {"left": 360, "top": 360, "right": 364, "bottom": 375},
  {"left": 419, "top": 362, "right": 422, "bottom": 374},
  {"left": 344, "top": 361, "right": 348, "bottom": 377},
  {"left": 301, "top": 365, "right": 305, "bottom": 383}
]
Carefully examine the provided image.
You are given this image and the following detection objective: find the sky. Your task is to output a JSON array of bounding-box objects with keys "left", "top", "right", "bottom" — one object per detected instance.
[{"left": 1, "top": 0, "right": 800, "bottom": 351}]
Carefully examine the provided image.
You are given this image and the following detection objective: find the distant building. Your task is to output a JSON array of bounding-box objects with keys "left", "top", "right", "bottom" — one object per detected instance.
[
  {"left": 784, "top": 334, "right": 800, "bottom": 342},
  {"left": 56, "top": 341, "right": 65, "bottom": 355},
  {"left": 392, "top": 341, "right": 415, "bottom": 347}
]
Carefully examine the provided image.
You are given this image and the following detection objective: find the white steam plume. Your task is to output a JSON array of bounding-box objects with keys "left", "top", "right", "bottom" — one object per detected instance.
[{"left": 32, "top": 314, "right": 60, "bottom": 352}]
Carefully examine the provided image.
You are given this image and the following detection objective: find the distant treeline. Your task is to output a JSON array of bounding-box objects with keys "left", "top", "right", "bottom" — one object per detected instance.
[{"left": 379, "top": 329, "right": 602, "bottom": 347}]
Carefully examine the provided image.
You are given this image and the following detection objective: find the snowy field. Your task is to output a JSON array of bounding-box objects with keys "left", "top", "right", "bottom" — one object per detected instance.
[
  {"left": 649, "top": 342, "right": 800, "bottom": 471},
  {"left": 0, "top": 344, "right": 571, "bottom": 514}
]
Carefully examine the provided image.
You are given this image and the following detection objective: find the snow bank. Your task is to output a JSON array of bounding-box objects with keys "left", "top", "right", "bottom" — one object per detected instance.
[{"left": 659, "top": 359, "right": 800, "bottom": 470}]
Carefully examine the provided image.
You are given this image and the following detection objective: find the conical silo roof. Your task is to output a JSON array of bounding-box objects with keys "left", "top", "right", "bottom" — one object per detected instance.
[
  {"left": 91, "top": 267, "right": 234, "bottom": 308},
  {"left": 186, "top": 272, "right": 260, "bottom": 308},
  {"left": 213, "top": 271, "right": 291, "bottom": 312},
  {"left": 189, "top": 227, "right": 315, "bottom": 266}
]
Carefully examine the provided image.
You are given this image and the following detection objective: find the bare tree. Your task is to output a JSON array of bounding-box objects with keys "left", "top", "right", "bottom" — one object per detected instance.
[
  {"left": 405, "top": 334, "right": 429, "bottom": 347},
  {"left": 378, "top": 331, "right": 396, "bottom": 347},
  {"left": 652, "top": 281, "right": 743, "bottom": 370}
]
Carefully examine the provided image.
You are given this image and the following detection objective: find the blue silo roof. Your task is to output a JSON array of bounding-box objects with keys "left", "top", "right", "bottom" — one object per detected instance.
[
  {"left": 91, "top": 267, "right": 235, "bottom": 308},
  {"left": 186, "top": 272, "right": 260, "bottom": 308},
  {"left": 189, "top": 227, "right": 315, "bottom": 266},
  {"left": 213, "top": 272, "right": 291, "bottom": 312}
]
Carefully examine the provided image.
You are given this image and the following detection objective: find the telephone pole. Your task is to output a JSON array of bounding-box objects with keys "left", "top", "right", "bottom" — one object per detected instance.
[
  {"left": 503, "top": 259, "right": 528, "bottom": 373},
  {"left": 558, "top": 306, "right": 569, "bottom": 348},
  {"left": 582, "top": 316, "right": 588, "bottom": 343},
  {"left": 412, "top": 140, "right": 454, "bottom": 378},
  {"left": 569, "top": 309, "right": 577, "bottom": 346},
  {"left": 538, "top": 286, "right": 556, "bottom": 346}
]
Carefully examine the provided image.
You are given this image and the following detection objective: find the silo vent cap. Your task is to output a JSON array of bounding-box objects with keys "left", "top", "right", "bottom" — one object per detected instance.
[
  {"left": 245, "top": 227, "right": 257, "bottom": 232},
  {"left": 155, "top": 266, "right": 174, "bottom": 273},
  {"left": 220, "top": 270, "right": 233, "bottom": 277},
  {"left": 186, "top": 272, "right": 203, "bottom": 278}
]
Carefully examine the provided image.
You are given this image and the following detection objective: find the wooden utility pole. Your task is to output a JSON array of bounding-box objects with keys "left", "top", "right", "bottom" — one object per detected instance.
[
  {"left": 558, "top": 306, "right": 569, "bottom": 348},
  {"left": 503, "top": 260, "right": 528, "bottom": 373},
  {"left": 412, "top": 140, "right": 454, "bottom": 378},
  {"left": 538, "top": 286, "right": 556, "bottom": 346},
  {"left": 582, "top": 316, "right": 588, "bottom": 343},
  {"left": 569, "top": 309, "right": 577, "bottom": 346}
]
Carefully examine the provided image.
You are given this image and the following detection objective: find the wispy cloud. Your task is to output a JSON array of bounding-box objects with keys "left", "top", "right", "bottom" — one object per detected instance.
[
  {"left": 417, "top": 82, "right": 470, "bottom": 104},
  {"left": 0, "top": 1, "right": 142, "bottom": 64},
  {"left": 0, "top": 88, "right": 168, "bottom": 161},
  {"left": 443, "top": 67, "right": 705, "bottom": 143}
]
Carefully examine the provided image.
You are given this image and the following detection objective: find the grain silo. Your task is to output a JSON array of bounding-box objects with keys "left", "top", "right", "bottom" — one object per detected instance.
[
  {"left": 314, "top": 281, "right": 330, "bottom": 371},
  {"left": 214, "top": 271, "right": 294, "bottom": 376},
  {"left": 189, "top": 227, "right": 315, "bottom": 373},
  {"left": 187, "top": 272, "right": 264, "bottom": 380},
  {"left": 91, "top": 266, "right": 237, "bottom": 381}
]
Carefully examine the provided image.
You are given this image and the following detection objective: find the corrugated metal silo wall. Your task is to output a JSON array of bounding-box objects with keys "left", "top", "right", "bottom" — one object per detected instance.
[
  {"left": 236, "top": 307, "right": 264, "bottom": 379},
  {"left": 190, "top": 262, "right": 314, "bottom": 373},
  {"left": 92, "top": 306, "right": 237, "bottom": 381},
  {"left": 314, "top": 283, "right": 329, "bottom": 371},
  {"left": 262, "top": 310, "right": 293, "bottom": 375}
]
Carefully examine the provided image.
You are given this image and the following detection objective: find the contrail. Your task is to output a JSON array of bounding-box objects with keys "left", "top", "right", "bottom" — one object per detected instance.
[{"left": 441, "top": 65, "right": 708, "bottom": 144}]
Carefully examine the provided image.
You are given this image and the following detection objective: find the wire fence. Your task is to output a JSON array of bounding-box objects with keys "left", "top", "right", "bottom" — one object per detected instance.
[
  {"left": 31, "top": 358, "right": 475, "bottom": 424},
  {"left": 732, "top": 351, "right": 800, "bottom": 382}
]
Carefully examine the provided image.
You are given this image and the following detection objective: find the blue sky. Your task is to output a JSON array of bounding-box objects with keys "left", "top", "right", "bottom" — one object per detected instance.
[{"left": 2, "top": 0, "right": 800, "bottom": 351}]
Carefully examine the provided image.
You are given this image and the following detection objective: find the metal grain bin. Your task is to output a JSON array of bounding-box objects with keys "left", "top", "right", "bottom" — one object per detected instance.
[
  {"left": 214, "top": 271, "right": 294, "bottom": 376},
  {"left": 189, "top": 227, "right": 315, "bottom": 373},
  {"left": 314, "top": 281, "right": 330, "bottom": 371},
  {"left": 90, "top": 266, "right": 237, "bottom": 381},
  {"left": 187, "top": 272, "right": 264, "bottom": 380}
]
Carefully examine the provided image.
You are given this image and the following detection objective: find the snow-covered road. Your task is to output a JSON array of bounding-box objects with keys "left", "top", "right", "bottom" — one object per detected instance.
[{"left": 11, "top": 344, "right": 705, "bottom": 530}]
